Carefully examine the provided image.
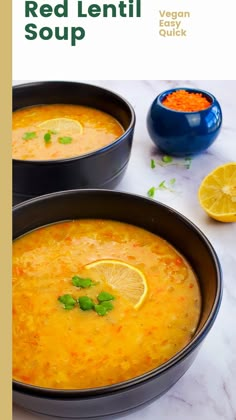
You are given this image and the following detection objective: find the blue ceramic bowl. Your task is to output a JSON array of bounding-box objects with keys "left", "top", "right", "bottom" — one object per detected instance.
[{"left": 147, "top": 88, "right": 222, "bottom": 156}]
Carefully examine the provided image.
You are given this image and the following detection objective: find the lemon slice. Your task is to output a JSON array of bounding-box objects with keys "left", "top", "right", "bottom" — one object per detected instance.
[
  {"left": 37, "top": 118, "right": 83, "bottom": 134},
  {"left": 198, "top": 162, "right": 236, "bottom": 222},
  {"left": 85, "top": 259, "right": 148, "bottom": 309}
]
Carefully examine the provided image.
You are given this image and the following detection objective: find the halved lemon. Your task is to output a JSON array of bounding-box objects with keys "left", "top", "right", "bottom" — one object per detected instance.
[
  {"left": 198, "top": 162, "right": 236, "bottom": 222},
  {"left": 37, "top": 118, "right": 83, "bottom": 134},
  {"left": 85, "top": 259, "right": 148, "bottom": 309}
]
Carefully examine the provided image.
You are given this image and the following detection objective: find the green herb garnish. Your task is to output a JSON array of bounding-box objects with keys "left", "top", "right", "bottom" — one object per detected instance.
[
  {"left": 97, "top": 292, "right": 115, "bottom": 302},
  {"left": 154, "top": 155, "right": 192, "bottom": 169},
  {"left": 72, "top": 276, "right": 94, "bottom": 288},
  {"left": 147, "top": 186, "right": 156, "bottom": 198},
  {"left": 22, "top": 132, "right": 37, "bottom": 140},
  {"left": 150, "top": 159, "right": 156, "bottom": 169},
  {"left": 148, "top": 179, "right": 177, "bottom": 198},
  {"left": 94, "top": 304, "right": 107, "bottom": 316},
  {"left": 162, "top": 155, "right": 173, "bottom": 163},
  {"left": 58, "top": 294, "right": 76, "bottom": 310},
  {"left": 94, "top": 299, "right": 114, "bottom": 315},
  {"left": 44, "top": 132, "right": 51, "bottom": 143},
  {"left": 78, "top": 296, "right": 94, "bottom": 311},
  {"left": 158, "top": 180, "right": 167, "bottom": 190},
  {"left": 184, "top": 157, "right": 192, "bottom": 169},
  {"left": 100, "top": 301, "right": 114, "bottom": 311},
  {"left": 157, "top": 179, "right": 176, "bottom": 192},
  {"left": 58, "top": 136, "right": 72, "bottom": 144}
]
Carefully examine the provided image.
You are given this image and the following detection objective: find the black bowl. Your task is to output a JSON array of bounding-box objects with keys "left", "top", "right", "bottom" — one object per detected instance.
[
  {"left": 13, "top": 82, "right": 135, "bottom": 204},
  {"left": 13, "top": 190, "right": 222, "bottom": 419}
]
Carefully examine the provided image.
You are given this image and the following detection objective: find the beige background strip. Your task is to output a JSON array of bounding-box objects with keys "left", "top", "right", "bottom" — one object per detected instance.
[{"left": 0, "top": 0, "right": 12, "bottom": 418}]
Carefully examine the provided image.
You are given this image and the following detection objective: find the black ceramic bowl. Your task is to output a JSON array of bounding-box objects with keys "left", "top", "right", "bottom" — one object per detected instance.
[
  {"left": 13, "top": 190, "right": 222, "bottom": 419},
  {"left": 13, "top": 82, "right": 135, "bottom": 204}
]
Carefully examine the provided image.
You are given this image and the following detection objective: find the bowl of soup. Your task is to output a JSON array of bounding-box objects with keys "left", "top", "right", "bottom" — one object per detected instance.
[
  {"left": 13, "top": 81, "right": 135, "bottom": 204},
  {"left": 13, "top": 189, "right": 222, "bottom": 419},
  {"left": 147, "top": 87, "right": 222, "bottom": 156}
]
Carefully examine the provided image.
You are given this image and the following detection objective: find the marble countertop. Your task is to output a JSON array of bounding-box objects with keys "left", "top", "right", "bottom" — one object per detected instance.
[{"left": 13, "top": 80, "right": 236, "bottom": 420}]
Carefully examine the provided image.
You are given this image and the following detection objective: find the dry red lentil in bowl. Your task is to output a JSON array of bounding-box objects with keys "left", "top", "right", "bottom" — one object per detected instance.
[
  {"left": 162, "top": 89, "right": 212, "bottom": 112},
  {"left": 147, "top": 87, "right": 222, "bottom": 156}
]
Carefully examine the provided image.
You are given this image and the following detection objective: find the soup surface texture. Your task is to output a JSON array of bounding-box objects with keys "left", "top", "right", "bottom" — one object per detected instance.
[
  {"left": 13, "top": 220, "right": 201, "bottom": 389},
  {"left": 12, "top": 104, "right": 124, "bottom": 160}
]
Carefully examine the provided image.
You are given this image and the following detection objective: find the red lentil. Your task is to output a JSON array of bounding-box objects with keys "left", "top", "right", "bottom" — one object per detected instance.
[{"left": 162, "top": 90, "right": 211, "bottom": 112}]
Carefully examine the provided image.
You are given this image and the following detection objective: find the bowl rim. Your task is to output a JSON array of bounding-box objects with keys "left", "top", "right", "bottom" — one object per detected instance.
[
  {"left": 13, "top": 189, "right": 223, "bottom": 398},
  {"left": 12, "top": 81, "right": 136, "bottom": 165},
  {"left": 156, "top": 87, "right": 220, "bottom": 114}
]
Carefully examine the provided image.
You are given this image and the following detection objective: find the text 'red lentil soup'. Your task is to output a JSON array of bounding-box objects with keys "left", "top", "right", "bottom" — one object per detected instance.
[
  {"left": 12, "top": 104, "right": 124, "bottom": 161},
  {"left": 13, "top": 220, "right": 201, "bottom": 390}
]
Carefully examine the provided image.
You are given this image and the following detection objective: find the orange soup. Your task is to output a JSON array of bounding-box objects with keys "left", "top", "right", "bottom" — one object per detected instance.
[
  {"left": 12, "top": 104, "right": 124, "bottom": 161},
  {"left": 13, "top": 220, "right": 201, "bottom": 389}
]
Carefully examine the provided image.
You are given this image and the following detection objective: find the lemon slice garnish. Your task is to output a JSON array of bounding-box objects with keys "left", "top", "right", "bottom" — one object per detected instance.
[
  {"left": 85, "top": 259, "right": 148, "bottom": 309},
  {"left": 38, "top": 118, "right": 83, "bottom": 135}
]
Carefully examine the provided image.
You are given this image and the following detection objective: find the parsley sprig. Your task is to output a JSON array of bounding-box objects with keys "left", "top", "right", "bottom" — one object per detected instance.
[
  {"left": 147, "top": 178, "right": 176, "bottom": 198},
  {"left": 150, "top": 156, "right": 192, "bottom": 169}
]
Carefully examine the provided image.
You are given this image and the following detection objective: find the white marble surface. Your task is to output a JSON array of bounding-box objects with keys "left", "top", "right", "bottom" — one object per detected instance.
[{"left": 13, "top": 80, "right": 236, "bottom": 420}]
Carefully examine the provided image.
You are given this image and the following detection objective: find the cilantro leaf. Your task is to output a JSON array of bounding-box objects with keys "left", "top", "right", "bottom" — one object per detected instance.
[
  {"left": 150, "top": 159, "right": 156, "bottom": 169},
  {"left": 162, "top": 155, "right": 173, "bottom": 163},
  {"left": 58, "top": 136, "right": 72, "bottom": 144},
  {"left": 22, "top": 132, "right": 37, "bottom": 140},
  {"left": 158, "top": 180, "right": 167, "bottom": 190},
  {"left": 94, "top": 304, "right": 107, "bottom": 316},
  {"left": 97, "top": 291, "right": 115, "bottom": 302},
  {"left": 58, "top": 294, "right": 76, "bottom": 310},
  {"left": 72, "top": 276, "right": 94, "bottom": 288},
  {"left": 100, "top": 301, "right": 114, "bottom": 311},
  {"left": 44, "top": 132, "right": 51, "bottom": 143},
  {"left": 169, "top": 178, "right": 176, "bottom": 186},
  {"left": 78, "top": 296, "right": 94, "bottom": 311},
  {"left": 147, "top": 186, "right": 156, "bottom": 198}
]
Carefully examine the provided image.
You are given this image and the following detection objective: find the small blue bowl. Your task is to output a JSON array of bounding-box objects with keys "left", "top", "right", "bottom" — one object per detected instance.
[{"left": 147, "top": 88, "right": 222, "bottom": 156}]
